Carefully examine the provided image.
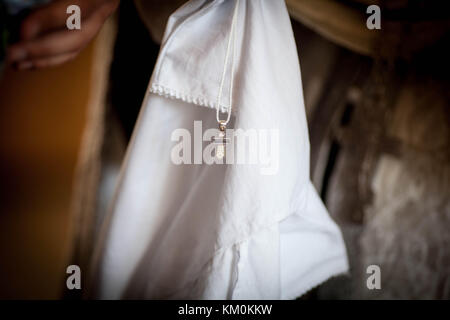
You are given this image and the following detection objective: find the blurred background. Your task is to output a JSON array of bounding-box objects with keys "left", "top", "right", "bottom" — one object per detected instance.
[
  {"left": 0, "top": 32, "right": 94, "bottom": 298},
  {"left": 0, "top": 0, "right": 449, "bottom": 299}
]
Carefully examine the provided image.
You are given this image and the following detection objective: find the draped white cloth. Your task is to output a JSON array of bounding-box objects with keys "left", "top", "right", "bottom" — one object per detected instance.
[{"left": 92, "top": 0, "right": 348, "bottom": 299}]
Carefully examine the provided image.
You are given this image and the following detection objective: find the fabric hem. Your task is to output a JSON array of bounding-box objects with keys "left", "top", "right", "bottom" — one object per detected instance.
[
  {"left": 149, "top": 83, "right": 230, "bottom": 113},
  {"left": 282, "top": 255, "right": 349, "bottom": 300}
]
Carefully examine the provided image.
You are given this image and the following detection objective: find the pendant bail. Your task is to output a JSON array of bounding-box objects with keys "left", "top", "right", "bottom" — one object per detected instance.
[{"left": 219, "top": 120, "right": 227, "bottom": 132}]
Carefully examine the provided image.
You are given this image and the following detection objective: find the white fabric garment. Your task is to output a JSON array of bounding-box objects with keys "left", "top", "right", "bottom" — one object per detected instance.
[{"left": 92, "top": 0, "right": 348, "bottom": 299}]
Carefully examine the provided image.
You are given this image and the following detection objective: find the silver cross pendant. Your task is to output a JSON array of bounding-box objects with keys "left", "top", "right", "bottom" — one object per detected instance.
[{"left": 213, "top": 121, "right": 230, "bottom": 160}]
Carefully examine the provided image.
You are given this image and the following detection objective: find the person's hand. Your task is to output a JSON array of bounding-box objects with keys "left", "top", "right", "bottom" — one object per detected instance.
[{"left": 6, "top": 0, "right": 119, "bottom": 70}]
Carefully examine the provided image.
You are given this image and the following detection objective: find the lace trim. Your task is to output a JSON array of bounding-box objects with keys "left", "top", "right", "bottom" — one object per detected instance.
[{"left": 149, "top": 83, "right": 230, "bottom": 113}]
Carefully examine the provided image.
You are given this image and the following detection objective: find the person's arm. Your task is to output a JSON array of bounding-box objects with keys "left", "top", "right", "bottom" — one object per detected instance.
[{"left": 6, "top": 0, "right": 119, "bottom": 70}]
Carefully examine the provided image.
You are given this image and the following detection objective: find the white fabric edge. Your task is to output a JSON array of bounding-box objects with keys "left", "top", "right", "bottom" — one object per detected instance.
[
  {"left": 282, "top": 255, "right": 349, "bottom": 300},
  {"left": 149, "top": 82, "right": 230, "bottom": 113}
]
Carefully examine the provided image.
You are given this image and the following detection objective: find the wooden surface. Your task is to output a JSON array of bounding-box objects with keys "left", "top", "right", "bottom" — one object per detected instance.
[{"left": 0, "top": 43, "right": 94, "bottom": 299}]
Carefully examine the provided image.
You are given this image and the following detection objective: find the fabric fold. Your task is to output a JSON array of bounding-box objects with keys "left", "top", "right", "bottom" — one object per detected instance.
[{"left": 92, "top": 0, "right": 348, "bottom": 299}]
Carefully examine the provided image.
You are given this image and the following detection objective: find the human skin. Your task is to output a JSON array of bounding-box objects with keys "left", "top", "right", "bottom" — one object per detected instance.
[{"left": 6, "top": 0, "right": 119, "bottom": 70}]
